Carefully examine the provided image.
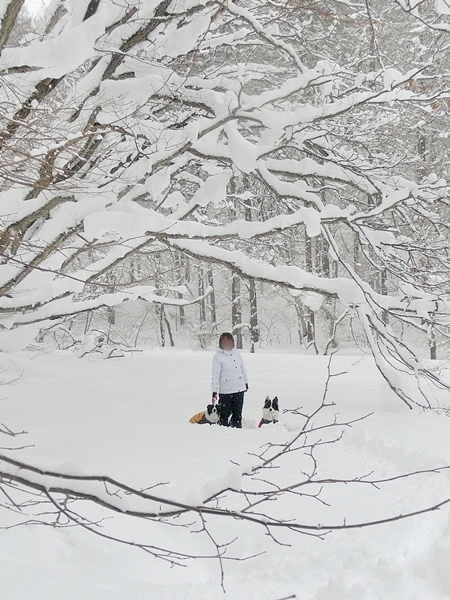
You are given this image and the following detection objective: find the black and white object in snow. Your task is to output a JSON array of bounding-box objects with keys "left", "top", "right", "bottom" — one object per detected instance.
[{"left": 258, "top": 396, "right": 280, "bottom": 427}]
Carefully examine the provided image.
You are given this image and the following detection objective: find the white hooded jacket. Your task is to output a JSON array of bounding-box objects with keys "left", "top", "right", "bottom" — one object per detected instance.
[{"left": 211, "top": 347, "right": 248, "bottom": 395}]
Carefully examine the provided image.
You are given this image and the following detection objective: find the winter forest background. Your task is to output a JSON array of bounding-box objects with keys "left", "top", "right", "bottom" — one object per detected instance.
[
  {"left": 3, "top": 0, "right": 450, "bottom": 383},
  {"left": 4, "top": 1, "right": 450, "bottom": 598}
]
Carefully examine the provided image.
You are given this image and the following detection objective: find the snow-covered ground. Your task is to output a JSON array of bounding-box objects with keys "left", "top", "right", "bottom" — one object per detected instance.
[{"left": 1, "top": 348, "right": 450, "bottom": 599}]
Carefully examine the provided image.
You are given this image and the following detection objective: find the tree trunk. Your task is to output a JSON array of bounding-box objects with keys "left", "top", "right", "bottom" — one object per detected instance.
[
  {"left": 198, "top": 265, "right": 206, "bottom": 325},
  {"left": 231, "top": 272, "right": 242, "bottom": 349},
  {"left": 84, "top": 310, "right": 93, "bottom": 334},
  {"left": 176, "top": 253, "right": 185, "bottom": 327},
  {"left": 107, "top": 274, "right": 115, "bottom": 340},
  {"left": 249, "top": 278, "right": 259, "bottom": 353},
  {"left": 159, "top": 304, "right": 165, "bottom": 347},
  {"left": 304, "top": 232, "right": 315, "bottom": 344},
  {"left": 295, "top": 297, "right": 307, "bottom": 347},
  {"left": 380, "top": 267, "right": 389, "bottom": 324},
  {"left": 164, "top": 313, "right": 175, "bottom": 347},
  {"left": 207, "top": 267, "right": 216, "bottom": 325},
  {"left": 429, "top": 320, "right": 437, "bottom": 360},
  {"left": 321, "top": 236, "right": 331, "bottom": 276}
]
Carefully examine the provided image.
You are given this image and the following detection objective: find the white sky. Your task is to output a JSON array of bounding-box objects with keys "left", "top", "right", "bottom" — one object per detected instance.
[{"left": 24, "top": 0, "right": 50, "bottom": 15}]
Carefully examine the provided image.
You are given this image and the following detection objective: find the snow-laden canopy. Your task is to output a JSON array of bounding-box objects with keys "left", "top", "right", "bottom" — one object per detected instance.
[{"left": 1, "top": 0, "right": 450, "bottom": 405}]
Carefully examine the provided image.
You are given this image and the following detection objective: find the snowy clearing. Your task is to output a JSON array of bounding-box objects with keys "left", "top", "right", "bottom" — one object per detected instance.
[{"left": 1, "top": 349, "right": 450, "bottom": 599}]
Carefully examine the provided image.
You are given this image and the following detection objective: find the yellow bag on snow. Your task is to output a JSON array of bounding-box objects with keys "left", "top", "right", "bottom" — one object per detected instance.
[{"left": 189, "top": 411, "right": 206, "bottom": 424}]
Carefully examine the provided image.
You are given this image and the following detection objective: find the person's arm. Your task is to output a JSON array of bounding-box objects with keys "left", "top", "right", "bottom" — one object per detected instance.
[
  {"left": 240, "top": 354, "right": 248, "bottom": 391},
  {"left": 211, "top": 354, "right": 221, "bottom": 400}
]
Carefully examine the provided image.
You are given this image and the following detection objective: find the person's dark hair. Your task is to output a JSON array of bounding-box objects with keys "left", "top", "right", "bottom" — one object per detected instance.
[{"left": 219, "top": 332, "right": 235, "bottom": 349}]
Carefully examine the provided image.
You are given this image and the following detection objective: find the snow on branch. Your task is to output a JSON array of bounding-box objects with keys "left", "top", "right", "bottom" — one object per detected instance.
[{"left": 0, "top": 0, "right": 449, "bottom": 404}]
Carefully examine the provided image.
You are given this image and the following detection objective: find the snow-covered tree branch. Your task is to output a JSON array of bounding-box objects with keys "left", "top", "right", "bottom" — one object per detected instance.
[{"left": 1, "top": 0, "right": 450, "bottom": 402}]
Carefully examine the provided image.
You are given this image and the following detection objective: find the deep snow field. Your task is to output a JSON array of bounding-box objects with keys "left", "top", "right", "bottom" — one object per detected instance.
[{"left": 2, "top": 348, "right": 450, "bottom": 599}]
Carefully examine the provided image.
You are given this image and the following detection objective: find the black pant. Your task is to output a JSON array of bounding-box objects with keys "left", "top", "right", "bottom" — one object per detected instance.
[{"left": 218, "top": 392, "right": 244, "bottom": 428}]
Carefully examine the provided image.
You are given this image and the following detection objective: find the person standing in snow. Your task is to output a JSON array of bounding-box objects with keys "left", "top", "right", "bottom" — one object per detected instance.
[{"left": 211, "top": 332, "right": 248, "bottom": 428}]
